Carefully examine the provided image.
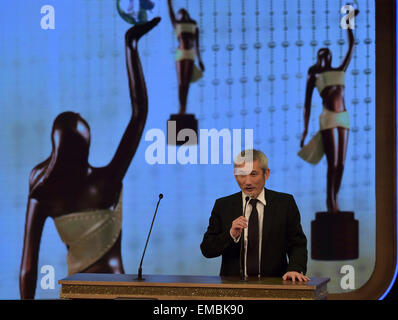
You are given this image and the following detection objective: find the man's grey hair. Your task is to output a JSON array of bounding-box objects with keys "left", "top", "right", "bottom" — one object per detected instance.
[{"left": 234, "top": 149, "right": 269, "bottom": 173}]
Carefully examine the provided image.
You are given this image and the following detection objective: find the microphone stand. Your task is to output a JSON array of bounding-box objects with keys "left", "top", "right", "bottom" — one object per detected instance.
[
  {"left": 240, "top": 196, "right": 250, "bottom": 281},
  {"left": 135, "top": 194, "right": 163, "bottom": 281}
]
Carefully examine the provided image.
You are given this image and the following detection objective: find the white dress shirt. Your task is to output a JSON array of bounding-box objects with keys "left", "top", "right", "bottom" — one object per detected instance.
[{"left": 230, "top": 189, "right": 266, "bottom": 277}]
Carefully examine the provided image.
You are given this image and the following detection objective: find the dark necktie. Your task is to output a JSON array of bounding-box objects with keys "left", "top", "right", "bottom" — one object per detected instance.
[{"left": 247, "top": 198, "right": 259, "bottom": 276}]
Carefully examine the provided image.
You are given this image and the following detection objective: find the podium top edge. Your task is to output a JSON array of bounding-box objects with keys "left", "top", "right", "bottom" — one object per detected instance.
[{"left": 59, "top": 273, "right": 330, "bottom": 290}]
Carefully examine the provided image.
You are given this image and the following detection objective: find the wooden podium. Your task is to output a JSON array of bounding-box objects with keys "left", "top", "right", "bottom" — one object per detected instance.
[{"left": 59, "top": 274, "right": 329, "bottom": 300}]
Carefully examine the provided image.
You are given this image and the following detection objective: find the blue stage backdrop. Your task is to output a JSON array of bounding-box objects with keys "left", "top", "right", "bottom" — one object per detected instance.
[{"left": 0, "top": 0, "right": 375, "bottom": 298}]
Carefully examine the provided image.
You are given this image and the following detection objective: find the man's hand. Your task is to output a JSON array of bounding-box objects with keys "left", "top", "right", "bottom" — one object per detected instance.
[
  {"left": 230, "top": 216, "right": 248, "bottom": 239},
  {"left": 282, "top": 271, "right": 310, "bottom": 282}
]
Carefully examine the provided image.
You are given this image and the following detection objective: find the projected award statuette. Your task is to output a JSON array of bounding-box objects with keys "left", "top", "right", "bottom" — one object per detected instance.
[
  {"left": 298, "top": 5, "right": 359, "bottom": 261},
  {"left": 19, "top": 8, "right": 161, "bottom": 298},
  {"left": 166, "top": 0, "right": 205, "bottom": 146}
]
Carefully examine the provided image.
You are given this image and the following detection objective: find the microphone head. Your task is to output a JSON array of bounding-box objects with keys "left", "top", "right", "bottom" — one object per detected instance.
[
  {"left": 245, "top": 196, "right": 250, "bottom": 202},
  {"left": 159, "top": 193, "right": 164, "bottom": 199}
]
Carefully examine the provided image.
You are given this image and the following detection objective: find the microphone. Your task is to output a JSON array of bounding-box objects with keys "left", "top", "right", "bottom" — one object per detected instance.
[
  {"left": 240, "top": 196, "right": 250, "bottom": 281},
  {"left": 135, "top": 193, "right": 163, "bottom": 281}
]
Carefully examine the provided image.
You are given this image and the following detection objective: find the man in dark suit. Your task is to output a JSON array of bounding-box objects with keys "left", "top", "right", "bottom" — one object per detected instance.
[{"left": 200, "top": 149, "right": 309, "bottom": 281}]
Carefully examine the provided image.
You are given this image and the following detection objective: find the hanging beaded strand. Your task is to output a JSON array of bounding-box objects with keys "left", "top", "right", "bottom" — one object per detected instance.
[
  {"left": 98, "top": 0, "right": 106, "bottom": 117},
  {"left": 111, "top": 1, "right": 121, "bottom": 116},
  {"left": 310, "top": 0, "right": 318, "bottom": 201},
  {"left": 57, "top": 4, "right": 67, "bottom": 115},
  {"left": 198, "top": 0, "right": 205, "bottom": 123},
  {"left": 196, "top": 0, "right": 208, "bottom": 241},
  {"left": 324, "top": 0, "right": 331, "bottom": 47},
  {"left": 295, "top": 0, "right": 304, "bottom": 191},
  {"left": 38, "top": 3, "right": 50, "bottom": 114},
  {"left": 26, "top": 2, "right": 36, "bottom": 108},
  {"left": 225, "top": 0, "right": 234, "bottom": 128},
  {"left": 211, "top": 0, "right": 220, "bottom": 126},
  {"left": 338, "top": 0, "right": 344, "bottom": 60},
  {"left": 253, "top": 0, "right": 262, "bottom": 146},
  {"left": 174, "top": 0, "right": 188, "bottom": 274},
  {"left": 84, "top": 0, "right": 92, "bottom": 117},
  {"left": 363, "top": 0, "right": 372, "bottom": 186},
  {"left": 239, "top": 0, "right": 248, "bottom": 129},
  {"left": 267, "top": 0, "right": 276, "bottom": 157},
  {"left": 281, "top": 0, "right": 290, "bottom": 185},
  {"left": 350, "top": 3, "right": 359, "bottom": 191},
  {"left": 169, "top": 1, "right": 176, "bottom": 112},
  {"left": 11, "top": 1, "right": 22, "bottom": 161},
  {"left": 71, "top": 1, "right": 78, "bottom": 113},
  {"left": 363, "top": 0, "right": 375, "bottom": 274}
]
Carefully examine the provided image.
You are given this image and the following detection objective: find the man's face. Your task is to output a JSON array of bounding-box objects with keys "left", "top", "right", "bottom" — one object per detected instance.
[{"left": 234, "top": 160, "right": 270, "bottom": 198}]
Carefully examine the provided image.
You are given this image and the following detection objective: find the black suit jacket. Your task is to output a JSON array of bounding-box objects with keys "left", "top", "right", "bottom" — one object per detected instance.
[{"left": 200, "top": 188, "right": 308, "bottom": 277}]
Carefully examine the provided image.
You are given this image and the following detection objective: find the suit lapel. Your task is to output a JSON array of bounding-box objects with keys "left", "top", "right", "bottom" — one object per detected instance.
[
  {"left": 261, "top": 188, "right": 276, "bottom": 265},
  {"left": 230, "top": 191, "right": 243, "bottom": 220}
]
